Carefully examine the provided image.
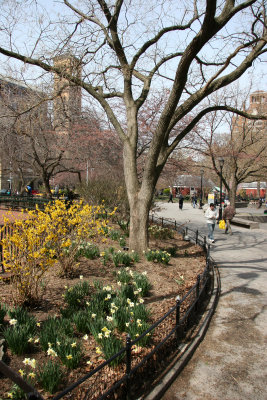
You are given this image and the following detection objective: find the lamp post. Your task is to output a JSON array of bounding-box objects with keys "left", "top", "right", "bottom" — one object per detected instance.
[
  {"left": 218, "top": 157, "right": 224, "bottom": 221},
  {"left": 199, "top": 169, "right": 204, "bottom": 209}
]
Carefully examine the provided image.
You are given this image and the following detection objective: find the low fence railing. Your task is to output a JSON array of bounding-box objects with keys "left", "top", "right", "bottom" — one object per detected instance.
[
  {"left": 0, "top": 196, "right": 53, "bottom": 211},
  {"left": 0, "top": 214, "right": 215, "bottom": 400}
]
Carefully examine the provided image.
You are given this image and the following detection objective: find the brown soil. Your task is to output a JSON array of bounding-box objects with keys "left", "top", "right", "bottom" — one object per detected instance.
[{"left": 0, "top": 226, "right": 206, "bottom": 399}]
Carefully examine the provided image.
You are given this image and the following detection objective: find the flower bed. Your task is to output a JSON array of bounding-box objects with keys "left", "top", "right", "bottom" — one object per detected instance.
[{"left": 0, "top": 209, "right": 206, "bottom": 399}]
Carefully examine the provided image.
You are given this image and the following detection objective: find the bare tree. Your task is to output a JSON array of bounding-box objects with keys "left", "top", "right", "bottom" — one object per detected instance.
[
  {"left": 190, "top": 104, "right": 267, "bottom": 206},
  {"left": 0, "top": 90, "right": 82, "bottom": 195},
  {"left": 0, "top": 0, "right": 266, "bottom": 251}
]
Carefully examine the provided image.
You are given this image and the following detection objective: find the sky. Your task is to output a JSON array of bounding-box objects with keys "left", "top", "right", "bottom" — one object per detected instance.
[{"left": 0, "top": 0, "right": 266, "bottom": 104}]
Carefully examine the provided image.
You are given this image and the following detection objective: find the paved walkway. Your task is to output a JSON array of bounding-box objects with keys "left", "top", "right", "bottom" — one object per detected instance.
[{"left": 153, "top": 202, "right": 267, "bottom": 400}]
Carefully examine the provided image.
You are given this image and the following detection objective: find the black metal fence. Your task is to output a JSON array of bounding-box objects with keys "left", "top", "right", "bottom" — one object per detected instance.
[
  {"left": 0, "top": 214, "right": 215, "bottom": 400},
  {"left": 0, "top": 196, "right": 53, "bottom": 211}
]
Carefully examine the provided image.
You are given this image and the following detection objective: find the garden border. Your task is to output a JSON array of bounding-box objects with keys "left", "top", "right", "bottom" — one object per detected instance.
[{"left": 0, "top": 214, "right": 221, "bottom": 400}]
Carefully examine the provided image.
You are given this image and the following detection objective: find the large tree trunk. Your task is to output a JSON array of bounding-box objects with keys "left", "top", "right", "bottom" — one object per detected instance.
[
  {"left": 42, "top": 173, "right": 52, "bottom": 198},
  {"left": 123, "top": 126, "right": 156, "bottom": 253},
  {"left": 228, "top": 179, "right": 238, "bottom": 211},
  {"left": 128, "top": 194, "right": 152, "bottom": 253}
]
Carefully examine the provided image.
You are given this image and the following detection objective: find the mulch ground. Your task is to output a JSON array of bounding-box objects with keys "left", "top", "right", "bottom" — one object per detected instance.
[{"left": 0, "top": 210, "right": 207, "bottom": 399}]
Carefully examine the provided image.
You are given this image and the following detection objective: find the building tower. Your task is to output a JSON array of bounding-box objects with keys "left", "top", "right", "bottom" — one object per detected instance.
[
  {"left": 232, "top": 90, "right": 267, "bottom": 135},
  {"left": 53, "top": 54, "right": 82, "bottom": 131}
]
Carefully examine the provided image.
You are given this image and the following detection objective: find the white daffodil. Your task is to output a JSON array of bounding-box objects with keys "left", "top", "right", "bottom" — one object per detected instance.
[{"left": 47, "top": 348, "right": 58, "bottom": 357}]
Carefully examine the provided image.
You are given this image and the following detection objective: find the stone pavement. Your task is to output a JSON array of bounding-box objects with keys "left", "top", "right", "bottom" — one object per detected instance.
[{"left": 153, "top": 202, "right": 267, "bottom": 400}]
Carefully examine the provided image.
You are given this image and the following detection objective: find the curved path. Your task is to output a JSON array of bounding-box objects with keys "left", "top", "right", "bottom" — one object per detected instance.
[{"left": 153, "top": 202, "right": 267, "bottom": 400}]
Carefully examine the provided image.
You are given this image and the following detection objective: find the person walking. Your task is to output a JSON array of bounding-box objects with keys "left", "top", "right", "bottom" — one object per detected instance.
[
  {"left": 192, "top": 194, "right": 197, "bottom": 208},
  {"left": 179, "top": 193, "right": 184, "bottom": 210},
  {"left": 54, "top": 185, "right": 59, "bottom": 198},
  {"left": 222, "top": 200, "right": 236, "bottom": 235},
  {"left": 168, "top": 192, "right": 173, "bottom": 203},
  {"left": 205, "top": 203, "right": 218, "bottom": 243}
]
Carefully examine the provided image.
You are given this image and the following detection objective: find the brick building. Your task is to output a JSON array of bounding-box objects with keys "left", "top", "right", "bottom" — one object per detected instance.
[
  {"left": 53, "top": 54, "right": 82, "bottom": 132},
  {"left": 0, "top": 77, "right": 47, "bottom": 191}
]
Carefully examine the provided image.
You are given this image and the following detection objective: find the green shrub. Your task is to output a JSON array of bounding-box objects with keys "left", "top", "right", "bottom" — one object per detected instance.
[
  {"left": 3, "top": 323, "right": 35, "bottom": 355},
  {"left": 0, "top": 303, "right": 7, "bottom": 325},
  {"left": 3, "top": 308, "right": 37, "bottom": 355},
  {"left": 119, "top": 236, "right": 127, "bottom": 248},
  {"left": 109, "top": 229, "right": 121, "bottom": 241},
  {"left": 36, "top": 360, "right": 64, "bottom": 394},
  {"left": 145, "top": 249, "right": 171, "bottom": 265},
  {"left": 63, "top": 280, "right": 91, "bottom": 309},
  {"left": 148, "top": 225, "right": 174, "bottom": 240},
  {"left": 116, "top": 269, "right": 132, "bottom": 284},
  {"left": 111, "top": 250, "right": 134, "bottom": 268},
  {"left": 111, "top": 297, "right": 130, "bottom": 332},
  {"left": 130, "top": 250, "right": 139, "bottom": 262},
  {"left": 100, "top": 334, "right": 123, "bottom": 366},
  {"left": 133, "top": 272, "right": 151, "bottom": 297},
  {"left": 89, "top": 317, "right": 113, "bottom": 342},
  {"left": 131, "top": 302, "right": 150, "bottom": 322},
  {"left": 117, "top": 220, "right": 129, "bottom": 236},
  {"left": 39, "top": 317, "right": 74, "bottom": 352},
  {"left": 90, "top": 282, "right": 115, "bottom": 314},
  {"left": 100, "top": 247, "right": 115, "bottom": 265},
  {"left": 8, "top": 307, "right": 37, "bottom": 332},
  {"left": 56, "top": 337, "right": 83, "bottom": 369},
  {"left": 127, "top": 319, "right": 151, "bottom": 346},
  {"left": 164, "top": 246, "right": 177, "bottom": 257},
  {"left": 118, "top": 283, "right": 137, "bottom": 303},
  {"left": 73, "top": 310, "right": 92, "bottom": 333},
  {"left": 5, "top": 384, "right": 27, "bottom": 399},
  {"left": 75, "top": 242, "right": 100, "bottom": 260}
]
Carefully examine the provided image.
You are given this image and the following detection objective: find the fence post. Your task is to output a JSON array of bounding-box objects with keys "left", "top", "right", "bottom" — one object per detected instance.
[
  {"left": 126, "top": 334, "right": 132, "bottom": 399},
  {"left": 206, "top": 244, "right": 210, "bottom": 271},
  {"left": 151, "top": 214, "right": 154, "bottom": 223},
  {"left": 204, "top": 236, "right": 206, "bottom": 247},
  {"left": 175, "top": 295, "right": 181, "bottom": 343},
  {"left": 174, "top": 220, "right": 176, "bottom": 230},
  {"left": 161, "top": 217, "right": 164, "bottom": 227},
  {"left": 195, "top": 229, "right": 198, "bottom": 244},
  {"left": 0, "top": 361, "right": 44, "bottom": 399},
  {"left": 183, "top": 226, "right": 188, "bottom": 239},
  {"left": 195, "top": 274, "right": 201, "bottom": 311},
  {"left": 0, "top": 243, "right": 4, "bottom": 273}
]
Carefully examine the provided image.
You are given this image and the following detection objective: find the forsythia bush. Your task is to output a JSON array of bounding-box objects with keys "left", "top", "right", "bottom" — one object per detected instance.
[{"left": 1, "top": 200, "right": 115, "bottom": 304}]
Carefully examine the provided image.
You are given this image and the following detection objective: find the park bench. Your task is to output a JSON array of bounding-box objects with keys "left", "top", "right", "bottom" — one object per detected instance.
[{"left": 231, "top": 217, "right": 260, "bottom": 229}]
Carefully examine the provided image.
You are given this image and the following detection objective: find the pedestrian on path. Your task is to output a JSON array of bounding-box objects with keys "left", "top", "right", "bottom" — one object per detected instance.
[
  {"left": 222, "top": 200, "right": 235, "bottom": 235},
  {"left": 179, "top": 194, "right": 184, "bottom": 210},
  {"left": 168, "top": 192, "right": 173, "bottom": 203},
  {"left": 192, "top": 194, "right": 197, "bottom": 208},
  {"left": 205, "top": 203, "right": 218, "bottom": 243}
]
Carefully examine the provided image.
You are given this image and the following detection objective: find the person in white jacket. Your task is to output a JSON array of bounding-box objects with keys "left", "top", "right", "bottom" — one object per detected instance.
[{"left": 205, "top": 203, "right": 218, "bottom": 243}]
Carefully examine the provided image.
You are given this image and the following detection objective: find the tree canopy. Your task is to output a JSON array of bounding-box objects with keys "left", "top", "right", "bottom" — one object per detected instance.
[{"left": 0, "top": 0, "right": 266, "bottom": 251}]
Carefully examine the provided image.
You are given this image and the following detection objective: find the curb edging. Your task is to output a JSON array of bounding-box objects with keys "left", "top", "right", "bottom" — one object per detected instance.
[{"left": 141, "top": 262, "right": 221, "bottom": 400}]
